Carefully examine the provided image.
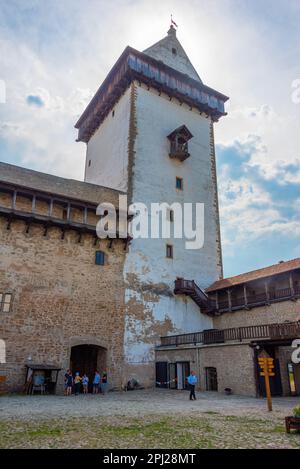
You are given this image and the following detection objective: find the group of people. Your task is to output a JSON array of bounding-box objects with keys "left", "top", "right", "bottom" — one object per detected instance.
[
  {"left": 63, "top": 368, "right": 197, "bottom": 399},
  {"left": 64, "top": 370, "right": 108, "bottom": 396}
]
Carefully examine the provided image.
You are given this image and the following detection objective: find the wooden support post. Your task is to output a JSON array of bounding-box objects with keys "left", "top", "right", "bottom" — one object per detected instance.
[
  {"left": 83, "top": 207, "right": 88, "bottom": 225},
  {"left": 243, "top": 284, "right": 248, "bottom": 308},
  {"left": 258, "top": 357, "right": 275, "bottom": 412},
  {"left": 49, "top": 198, "right": 53, "bottom": 217},
  {"left": 12, "top": 190, "right": 17, "bottom": 210},
  {"left": 264, "top": 282, "right": 270, "bottom": 304},
  {"left": 227, "top": 289, "right": 232, "bottom": 312},
  {"left": 265, "top": 369, "right": 272, "bottom": 412},
  {"left": 215, "top": 291, "right": 219, "bottom": 311},
  {"left": 289, "top": 272, "right": 295, "bottom": 297},
  {"left": 66, "top": 203, "right": 71, "bottom": 221},
  {"left": 31, "top": 195, "right": 36, "bottom": 213}
]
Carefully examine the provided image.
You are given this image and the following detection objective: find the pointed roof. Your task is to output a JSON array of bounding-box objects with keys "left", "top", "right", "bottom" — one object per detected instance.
[{"left": 143, "top": 25, "right": 202, "bottom": 83}]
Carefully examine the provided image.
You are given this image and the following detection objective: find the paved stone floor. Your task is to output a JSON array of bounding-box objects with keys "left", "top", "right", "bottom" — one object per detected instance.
[
  {"left": 0, "top": 389, "right": 299, "bottom": 420},
  {"left": 0, "top": 390, "right": 299, "bottom": 448}
]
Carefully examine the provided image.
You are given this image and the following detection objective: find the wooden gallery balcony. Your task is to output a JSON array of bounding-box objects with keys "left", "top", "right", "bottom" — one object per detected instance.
[
  {"left": 0, "top": 181, "right": 131, "bottom": 247},
  {"left": 159, "top": 320, "right": 300, "bottom": 347}
]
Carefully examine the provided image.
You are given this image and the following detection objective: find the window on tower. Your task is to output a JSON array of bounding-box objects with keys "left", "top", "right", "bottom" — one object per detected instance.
[
  {"left": 167, "top": 125, "right": 193, "bottom": 162},
  {"left": 176, "top": 177, "right": 183, "bottom": 191},
  {"left": 95, "top": 250, "right": 105, "bottom": 266},
  {"left": 166, "top": 244, "right": 173, "bottom": 259}
]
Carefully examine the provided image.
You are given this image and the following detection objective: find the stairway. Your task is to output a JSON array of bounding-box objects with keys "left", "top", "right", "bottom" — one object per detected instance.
[{"left": 174, "top": 278, "right": 213, "bottom": 312}]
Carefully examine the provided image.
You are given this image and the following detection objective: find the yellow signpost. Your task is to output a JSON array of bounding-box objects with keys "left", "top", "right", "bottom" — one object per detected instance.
[{"left": 258, "top": 357, "right": 275, "bottom": 411}]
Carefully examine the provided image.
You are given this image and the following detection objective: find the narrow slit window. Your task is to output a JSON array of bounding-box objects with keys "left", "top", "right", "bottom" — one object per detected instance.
[
  {"left": 166, "top": 244, "right": 173, "bottom": 259},
  {"left": 176, "top": 177, "right": 183, "bottom": 190}
]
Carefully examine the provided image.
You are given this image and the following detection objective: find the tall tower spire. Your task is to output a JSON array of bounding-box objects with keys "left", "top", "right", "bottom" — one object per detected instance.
[{"left": 143, "top": 25, "right": 202, "bottom": 83}]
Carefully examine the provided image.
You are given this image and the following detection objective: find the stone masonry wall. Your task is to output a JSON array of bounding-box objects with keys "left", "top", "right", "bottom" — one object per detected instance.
[{"left": 0, "top": 214, "right": 127, "bottom": 393}]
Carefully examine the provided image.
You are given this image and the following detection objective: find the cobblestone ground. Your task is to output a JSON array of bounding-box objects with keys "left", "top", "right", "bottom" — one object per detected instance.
[{"left": 0, "top": 390, "right": 299, "bottom": 448}]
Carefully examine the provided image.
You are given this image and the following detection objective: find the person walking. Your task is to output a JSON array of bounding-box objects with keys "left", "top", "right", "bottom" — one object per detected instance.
[
  {"left": 74, "top": 372, "right": 82, "bottom": 395},
  {"left": 187, "top": 371, "right": 198, "bottom": 401},
  {"left": 93, "top": 370, "right": 101, "bottom": 394},
  {"left": 82, "top": 374, "right": 89, "bottom": 394}
]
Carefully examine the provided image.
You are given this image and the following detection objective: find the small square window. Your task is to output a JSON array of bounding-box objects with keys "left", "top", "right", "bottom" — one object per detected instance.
[
  {"left": 95, "top": 250, "right": 105, "bottom": 266},
  {"left": 166, "top": 244, "right": 173, "bottom": 259},
  {"left": 88, "top": 160, "right": 91, "bottom": 167},
  {"left": 172, "top": 48, "right": 177, "bottom": 56},
  {"left": 1, "top": 293, "right": 12, "bottom": 313},
  {"left": 112, "top": 110, "right": 115, "bottom": 117},
  {"left": 176, "top": 177, "right": 183, "bottom": 190}
]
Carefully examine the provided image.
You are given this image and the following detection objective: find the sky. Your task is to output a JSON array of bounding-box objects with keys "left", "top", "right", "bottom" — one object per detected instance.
[{"left": 0, "top": 0, "right": 300, "bottom": 277}]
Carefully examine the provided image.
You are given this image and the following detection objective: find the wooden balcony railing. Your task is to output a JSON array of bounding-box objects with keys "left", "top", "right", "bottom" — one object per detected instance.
[
  {"left": 160, "top": 321, "right": 300, "bottom": 347},
  {"left": 209, "top": 286, "right": 300, "bottom": 314}
]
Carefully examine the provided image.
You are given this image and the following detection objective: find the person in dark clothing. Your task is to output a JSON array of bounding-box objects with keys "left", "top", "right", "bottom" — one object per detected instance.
[{"left": 65, "top": 370, "right": 73, "bottom": 396}]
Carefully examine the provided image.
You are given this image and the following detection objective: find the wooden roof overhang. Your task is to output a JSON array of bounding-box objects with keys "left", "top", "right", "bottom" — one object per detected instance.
[
  {"left": 206, "top": 259, "right": 300, "bottom": 293},
  {"left": 0, "top": 181, "right": 132, "bottom": 247},
  {"left": 75, "top": 47, "right": 229, "bottom": 143},
  {"left": 167, "top": 125, "right": 193, "bottom": 141}
]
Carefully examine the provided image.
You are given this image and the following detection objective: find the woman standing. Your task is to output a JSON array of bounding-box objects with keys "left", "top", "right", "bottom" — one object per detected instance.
[
  {"left": 101, "top": 371, "right": 108, "bottom": 395},
  {"left": 74, "top": 372, "right": 82, "bottom": 396}
]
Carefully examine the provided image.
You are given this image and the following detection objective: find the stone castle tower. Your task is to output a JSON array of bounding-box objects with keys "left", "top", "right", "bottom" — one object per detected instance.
[{"left": 76, "top": 26, "right": 228, "bottom": 385}]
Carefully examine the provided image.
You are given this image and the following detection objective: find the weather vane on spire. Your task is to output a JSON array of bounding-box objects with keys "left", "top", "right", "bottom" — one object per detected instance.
[{"left": 170, "top": 14, "right": 178, "bottom": 29}]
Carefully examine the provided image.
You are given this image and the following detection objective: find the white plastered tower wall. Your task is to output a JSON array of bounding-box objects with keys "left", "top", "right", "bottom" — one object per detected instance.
[
  {"left": 122, "top": 81, "right": 221, "bottom": 385},
  {"left": 84, "top": 86, "right": 131, "bottom": 192}
]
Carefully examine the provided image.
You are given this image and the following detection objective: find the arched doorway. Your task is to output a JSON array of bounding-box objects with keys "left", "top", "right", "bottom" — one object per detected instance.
[{"left": 70, "top": 344, "right": 107, "bottom": 392}]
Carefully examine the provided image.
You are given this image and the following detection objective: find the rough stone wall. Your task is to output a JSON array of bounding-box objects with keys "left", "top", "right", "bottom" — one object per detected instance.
[
  {"left": 0, "top": 211, "right": 127, "bottom": 393},
  {"left": 198, "top": 344, "right": 256, "bottom": 396},
  {"left": 213, "top": 300, "right": 300, "bottom": 330},
  {"left": 156, "top": 344, "right": 257, "bottom": 396}
]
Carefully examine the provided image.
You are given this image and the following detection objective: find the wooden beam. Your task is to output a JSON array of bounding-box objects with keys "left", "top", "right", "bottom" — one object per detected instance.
[
  {"left": 264, "top": 282, "right": 270, "bottom": 304},
  {"left": 66, "top": 203, "right": 71, "bottom": 221},
  {"left": 289, "top": 272, "right": 295, "bottom": 296},
  {"left": 12, "top": 190, "right": 17, "bottom": 210},
  {"left": 49, "top": 198, "right": 54, "bottom": 217},
  {"left": 31, "top": 195, "right": 36, "bottom": 213},
  {"left": 227, "top": 289, "right": 232, "bottom": 312},
  {"left": 83, "top": 207, "right": 88, "bottom": 225},
  {"left": 243, "top": 284, "right": 248, "bottom": 309}
]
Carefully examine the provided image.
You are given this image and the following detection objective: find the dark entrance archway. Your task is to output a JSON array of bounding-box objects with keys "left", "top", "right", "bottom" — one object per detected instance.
[{"left": 70, "top": 344, "right": 106, "bottom": 392}]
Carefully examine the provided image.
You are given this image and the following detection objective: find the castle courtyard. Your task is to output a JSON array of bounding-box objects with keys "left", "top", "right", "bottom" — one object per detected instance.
[{"left": 0, "top": 390, "right": 299, "bottom": 449}]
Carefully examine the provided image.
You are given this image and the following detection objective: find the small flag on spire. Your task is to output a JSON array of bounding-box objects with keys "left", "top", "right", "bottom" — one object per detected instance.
[{"left": 171, "top": 14, "right": 178, "bottom": 28}]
